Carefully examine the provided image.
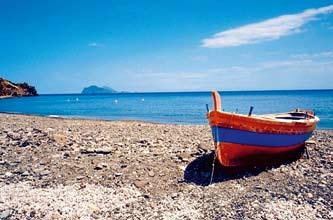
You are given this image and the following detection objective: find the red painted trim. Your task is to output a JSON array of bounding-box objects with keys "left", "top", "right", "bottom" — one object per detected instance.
[{"left": 217, "top": 142, "right": 304, "bottom": 167}]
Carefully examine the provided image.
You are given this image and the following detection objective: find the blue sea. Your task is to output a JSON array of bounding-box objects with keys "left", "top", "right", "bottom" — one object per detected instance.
[{"left": 0, "top": 90, "right": 332, "bottom": 129}]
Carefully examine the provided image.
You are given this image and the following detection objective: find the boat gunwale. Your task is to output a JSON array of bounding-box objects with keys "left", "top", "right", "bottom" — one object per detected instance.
[{"left": 209, "top": 110, "right": 319, "bottom": 125}]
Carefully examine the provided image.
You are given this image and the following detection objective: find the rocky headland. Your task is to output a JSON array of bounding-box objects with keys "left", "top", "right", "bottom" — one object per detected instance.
[
  {"left": 0, "top": 78, "right": 38, "bottom": 98},
  {"left": 0, "top": 113, "right": 331, "bottom": 219}
]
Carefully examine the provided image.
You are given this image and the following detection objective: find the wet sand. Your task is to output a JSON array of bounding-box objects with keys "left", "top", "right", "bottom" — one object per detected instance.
[{"left": 0, "top": 113, "right": 332, "bottom": 219}]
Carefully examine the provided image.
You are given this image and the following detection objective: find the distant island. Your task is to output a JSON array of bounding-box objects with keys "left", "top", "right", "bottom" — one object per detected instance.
[
  {"left": 81, "top": 85, "right": 117, "bottom": 94},
  {"left": 0, "top": 77, "right": 38, "bottom": 98}
]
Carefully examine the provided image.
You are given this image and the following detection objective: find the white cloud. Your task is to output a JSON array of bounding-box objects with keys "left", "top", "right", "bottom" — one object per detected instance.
[
  {"left": 290, "top": 51, "right": 333, "bottom": 59},
  {"left": 88, "top": 42, "right": 104, "bottom": 47},
  {"left": 118, "top": 57, "right": 333, "bottom": 91},
  {"left": 205, "top": 57, "right": 333, "bottom": 77},
  {"left": 202, "top": 5, "right": 333, "bottom": 48}
]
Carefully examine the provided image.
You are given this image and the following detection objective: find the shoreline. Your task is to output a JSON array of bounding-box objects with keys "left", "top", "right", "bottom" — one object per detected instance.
[
  {"left": 18, "top": 88, "right": 333, "bottom": 96},
  {"left": 0, "top": 111, "right": 332, "bottom": 130},
  {"left": 0, "top": 113, "right": 332, "bottom": 219},
  {"left": 0, "top": 112, "right": 182, "bottom": 126},
  {"left": 0, "top": 95, "right": 12, "bottom": 99},
  {"left": 0, "top": 95, "right": 38, "bottom": 99}
]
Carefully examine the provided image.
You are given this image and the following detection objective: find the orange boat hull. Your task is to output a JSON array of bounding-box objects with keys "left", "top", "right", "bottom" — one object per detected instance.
[{"left": 207, "top": 91, "right": 319, "bottom": 167}]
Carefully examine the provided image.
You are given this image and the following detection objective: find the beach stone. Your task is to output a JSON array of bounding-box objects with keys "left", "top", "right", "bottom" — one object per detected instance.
[
  {"left": 143, "top": 194, "right": 150, "bottom": 199},
  {"left": 76, "top": 176, "right": 84, "bottom": 180},
  {"left": 171, "top": 193, "right": 179, "bottom": 199},
  {"left": 120, "top": 164, "right": 127, "bottom": 169},
  {"left": 7, "top": 132, "right": 20, "bottom": 140},
  {"left": 94, "top": 164, "right": 103, "bottom": 170},
  {"left": 305, "top": 140, "right": 316, "bottom": 145},
  {"left": 80, "top": 148, "right": 111, "bottom": 155},
  {"left": 307, "top": 193, "right": 313, "bottom": 198},
  {"left": 138, "top": 139, "right": 148, "bottom": 145},
  {"left": 53, "top": 133, "right": 67, "bottom": 144},
  {"left": 114, "top": 172, "right": 123, "bottom": 177},
  {"left": 4, "top": 172, "right": 12, "bottom": 177},
  {"left": 88, "top": 204, "right": 100, "bottom": 213},
  {"left": 148, "top": 171, "right": 155, "bottom": 177},
  {"left": 134, "top": 180, "right": 148, "bottom": 189},
  {"left": 95, "top": 148, "right": 112, "bottom": 155},
  {"left": 0, "top": 210, "right": 11, "bottom": 219},
  {"left": 19, "top": 138, "right": 30, "bottom": 147},
  {"left": 21, "top": 171, "right": 30, "bottom": 176},
  {"left": 40, "top": 170, "right": 51, "bottom": 176},
  {"left": 80, "top": 148, "right": 95, "bottom": 154},
  {"left": 177, "top": 152, "right": 191, "bottom": 162}
]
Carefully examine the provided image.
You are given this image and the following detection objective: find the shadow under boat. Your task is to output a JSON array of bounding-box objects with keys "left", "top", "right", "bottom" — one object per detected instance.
[{"left": 183, "top": 146, "right": 306, "bottom": 186}]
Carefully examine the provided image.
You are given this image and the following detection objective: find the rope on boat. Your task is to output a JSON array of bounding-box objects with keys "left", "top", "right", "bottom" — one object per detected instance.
[
  {"left": 206, "top": 103, "right": 218, "bottom": 185},
  {"left": 209, "top": 126, "right": 219, "bottom": 185},
  {"left": 209, "top": 142, "right": 217, "bottom": 185}
]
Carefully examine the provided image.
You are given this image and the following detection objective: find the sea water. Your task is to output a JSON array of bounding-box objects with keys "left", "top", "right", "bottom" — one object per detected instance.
[{"left": 0, "top": 90, "right": 332, "bottom": 129}]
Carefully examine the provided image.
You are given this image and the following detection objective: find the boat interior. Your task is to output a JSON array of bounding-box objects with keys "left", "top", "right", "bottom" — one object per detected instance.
[{"left": 260, "top": 110, "right": 316, "bottom": 121}]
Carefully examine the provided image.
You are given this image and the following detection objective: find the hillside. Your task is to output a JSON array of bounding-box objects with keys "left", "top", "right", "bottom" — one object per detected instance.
[
  {"left": 81, "top": 85, "right": 117, "bottom": 94},
  {"left": 0, "top": 78, "right": 38, "bottom": 97}
]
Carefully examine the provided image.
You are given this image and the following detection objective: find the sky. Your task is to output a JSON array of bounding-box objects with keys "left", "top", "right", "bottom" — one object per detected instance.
[{"left": 1, "top": 0, "right": 333, "bottom": 94}]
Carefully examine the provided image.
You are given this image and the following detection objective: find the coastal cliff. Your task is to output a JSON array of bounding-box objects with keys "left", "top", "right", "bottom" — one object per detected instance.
[{"left": 0, "top": 78, "right": 38, "bottom": 98}]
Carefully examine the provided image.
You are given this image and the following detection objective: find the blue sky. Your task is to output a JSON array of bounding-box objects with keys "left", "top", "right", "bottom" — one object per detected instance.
[{"left": 1, "top": 0, "right": 333, "bottom": 94}]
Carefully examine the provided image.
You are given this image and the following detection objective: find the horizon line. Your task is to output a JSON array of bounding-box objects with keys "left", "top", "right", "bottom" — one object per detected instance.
[{"left": 39, "top": 88, "right": 333, "bottom": 95}]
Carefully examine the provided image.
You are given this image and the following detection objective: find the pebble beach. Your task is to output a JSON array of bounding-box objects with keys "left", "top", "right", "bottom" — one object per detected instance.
[{"left": 0, "top": 113, "right": 332, "bottom": 219}]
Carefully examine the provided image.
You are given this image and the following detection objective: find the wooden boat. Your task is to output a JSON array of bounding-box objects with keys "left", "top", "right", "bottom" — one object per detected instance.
[{"left": 207, "top": 91, "right": 320, "bottom": 167}]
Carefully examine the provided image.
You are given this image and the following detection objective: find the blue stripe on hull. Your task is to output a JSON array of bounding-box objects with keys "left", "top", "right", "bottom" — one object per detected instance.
[{"left": 211, "top": 126, "right": 312, "bottom": 147}]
